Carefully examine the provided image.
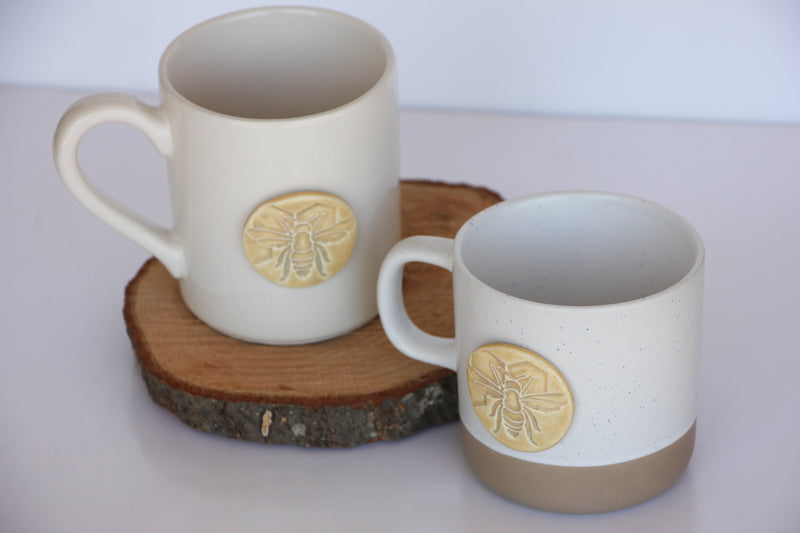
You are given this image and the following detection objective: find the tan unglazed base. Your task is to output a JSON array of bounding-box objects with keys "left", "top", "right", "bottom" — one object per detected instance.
[{"left": 462, "top": 422, "right": 696, "bottom": 514}]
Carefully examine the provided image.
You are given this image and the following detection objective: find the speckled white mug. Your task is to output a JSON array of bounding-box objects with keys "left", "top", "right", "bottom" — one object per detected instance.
[
  {"left": 54, "top": 7, "right": 400, "bottom": 344},
  {"left": 377, "top": 191, "right": 705, "bottom": 513}
]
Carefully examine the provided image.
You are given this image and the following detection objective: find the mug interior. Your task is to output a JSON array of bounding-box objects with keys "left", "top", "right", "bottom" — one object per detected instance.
[
  {"left": 161, "top": 8, "right": 390, "bottom": 119},
  {"left": 458, "top": 193, "right": 703, "bottom": 306}
]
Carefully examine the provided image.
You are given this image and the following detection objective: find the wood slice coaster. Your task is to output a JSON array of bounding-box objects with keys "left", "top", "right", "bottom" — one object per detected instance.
[{"left": 124, "top": 180, "right": 502, "bottom": 447}]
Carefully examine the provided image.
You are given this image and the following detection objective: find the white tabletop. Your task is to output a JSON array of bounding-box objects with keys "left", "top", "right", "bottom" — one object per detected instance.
[{"left": 2, "top": 85, "right": 799, "bottom": 532}]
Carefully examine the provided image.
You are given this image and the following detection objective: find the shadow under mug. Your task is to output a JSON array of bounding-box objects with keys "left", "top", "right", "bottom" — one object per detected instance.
[
  {"left": 377, "top": 191, "right": 705, "bottom": 513},
  {"left": 54, "top": 7, "right": 400, "bottom": 345}
]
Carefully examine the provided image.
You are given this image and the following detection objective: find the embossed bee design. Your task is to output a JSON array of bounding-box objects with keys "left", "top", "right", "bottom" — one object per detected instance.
[
  {"left": 242, "top": 191, "right": 357, "bottom": 288},
  {"left": 246, "top": 203, "right": 354, "bottom": 280},
  {"left": 467, "top": 343, "right": 574, "bottom": 452}
]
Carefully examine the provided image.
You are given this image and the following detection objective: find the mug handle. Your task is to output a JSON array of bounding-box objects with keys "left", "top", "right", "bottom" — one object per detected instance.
[
  {"left": 53, "top": 92, "right": 186, "bottom": 278},
  {"left": 377, "top": 236, "right": 458, "bottom": 371}
]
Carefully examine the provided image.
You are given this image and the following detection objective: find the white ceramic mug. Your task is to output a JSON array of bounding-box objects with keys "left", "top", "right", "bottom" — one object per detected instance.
[
  {"left": 377, "top": 191, "right": 705, "bottom": 513},
  {"left": 54, "top": 7, "right": 400, "bottom": 344}
]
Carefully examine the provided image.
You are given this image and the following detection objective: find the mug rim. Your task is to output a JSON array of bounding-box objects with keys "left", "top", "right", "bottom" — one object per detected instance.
[
  {"left": 157, "top": 6, "right": 396, "bottom": 123},
  {"left": 452, "top": 190, "right": 705, "bottom": 310}
]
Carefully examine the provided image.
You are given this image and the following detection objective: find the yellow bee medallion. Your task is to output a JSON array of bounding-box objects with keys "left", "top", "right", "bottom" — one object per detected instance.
[
  {"left": 467, "top": 342, "right": 574, "bottom": 452},
  {"left": 243, "top": 191, "right": 357, "bottom": 288}
]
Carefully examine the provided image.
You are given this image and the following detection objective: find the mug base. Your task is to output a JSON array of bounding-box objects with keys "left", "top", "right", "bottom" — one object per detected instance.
[
  {"left": 203, "top": 312, "right": 378, "bottom": 346},
  {"left": 461, "top": 421, "right": 695, "bottom": 514},
  {"left": 179, "top": 280, "right": 379, "bottom": 346}
]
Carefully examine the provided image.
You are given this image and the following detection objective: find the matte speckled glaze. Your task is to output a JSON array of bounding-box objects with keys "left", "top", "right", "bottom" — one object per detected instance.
[
  {"left": 378, "top": 191, "right": 705, "bottom": 512},
  {"left": 54, "top": 7, "right": 400, "bottom": 344}
]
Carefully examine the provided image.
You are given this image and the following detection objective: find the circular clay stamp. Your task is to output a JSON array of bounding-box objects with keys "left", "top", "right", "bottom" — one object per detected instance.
[
  {"left": 467, "top": 343, "right": 574, "bottom": 452},
  {"left": 243, "top": 191, "right": 357, "bottom": 288}
]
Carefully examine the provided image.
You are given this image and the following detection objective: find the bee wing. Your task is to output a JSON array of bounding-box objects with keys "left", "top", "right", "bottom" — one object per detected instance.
[
  {"left": 247, "top": 226, "right": 292, "bottom": 247},
  {"left": 467, "top": 363, "right": 504, "bottom": 399},
  {"left": 247, "top": 226, "right": 291, "bottom": 238},
  {"left": 251, "top": 236, "right": 292, "bottom": 244},
  {"left": 248, "top": 225, "right": 281, "bottom": 234},
  {"left": 275, "top": 246, "right": 290, "bottom": 267},
  {"left": 314, "top": 231, "right": 349, "bottom": 243},
  {"left": 314, "top": 218, "right": 355, "bottom": 242},
  {"left": 249, "top": 239, "right": 292, "bottom": 252},
  {"left": 521, "top": 393, "right": 565, "bottom": 412}
]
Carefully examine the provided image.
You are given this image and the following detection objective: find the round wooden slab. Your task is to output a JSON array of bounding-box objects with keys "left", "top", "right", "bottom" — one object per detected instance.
[{"left": 124, "top": 180, "right": 502, "bottom": 447}]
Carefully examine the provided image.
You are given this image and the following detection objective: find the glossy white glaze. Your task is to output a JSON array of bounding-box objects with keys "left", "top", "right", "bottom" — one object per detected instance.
[{"left": 54, "top": 7, "right": 400, "bottom": 344}]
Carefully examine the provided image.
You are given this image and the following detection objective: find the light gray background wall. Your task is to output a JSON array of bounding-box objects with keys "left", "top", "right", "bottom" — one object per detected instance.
[{"left": 2, "top": 0, "right": 798, "bottom": 122}]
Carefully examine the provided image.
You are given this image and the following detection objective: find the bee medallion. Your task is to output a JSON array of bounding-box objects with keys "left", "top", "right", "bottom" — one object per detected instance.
[
  {"left": 243, "top": 191, "right": 357, "bottom": 288},
  {"left": 467, "top": 343, "right": 574, "bottom": 452}
]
